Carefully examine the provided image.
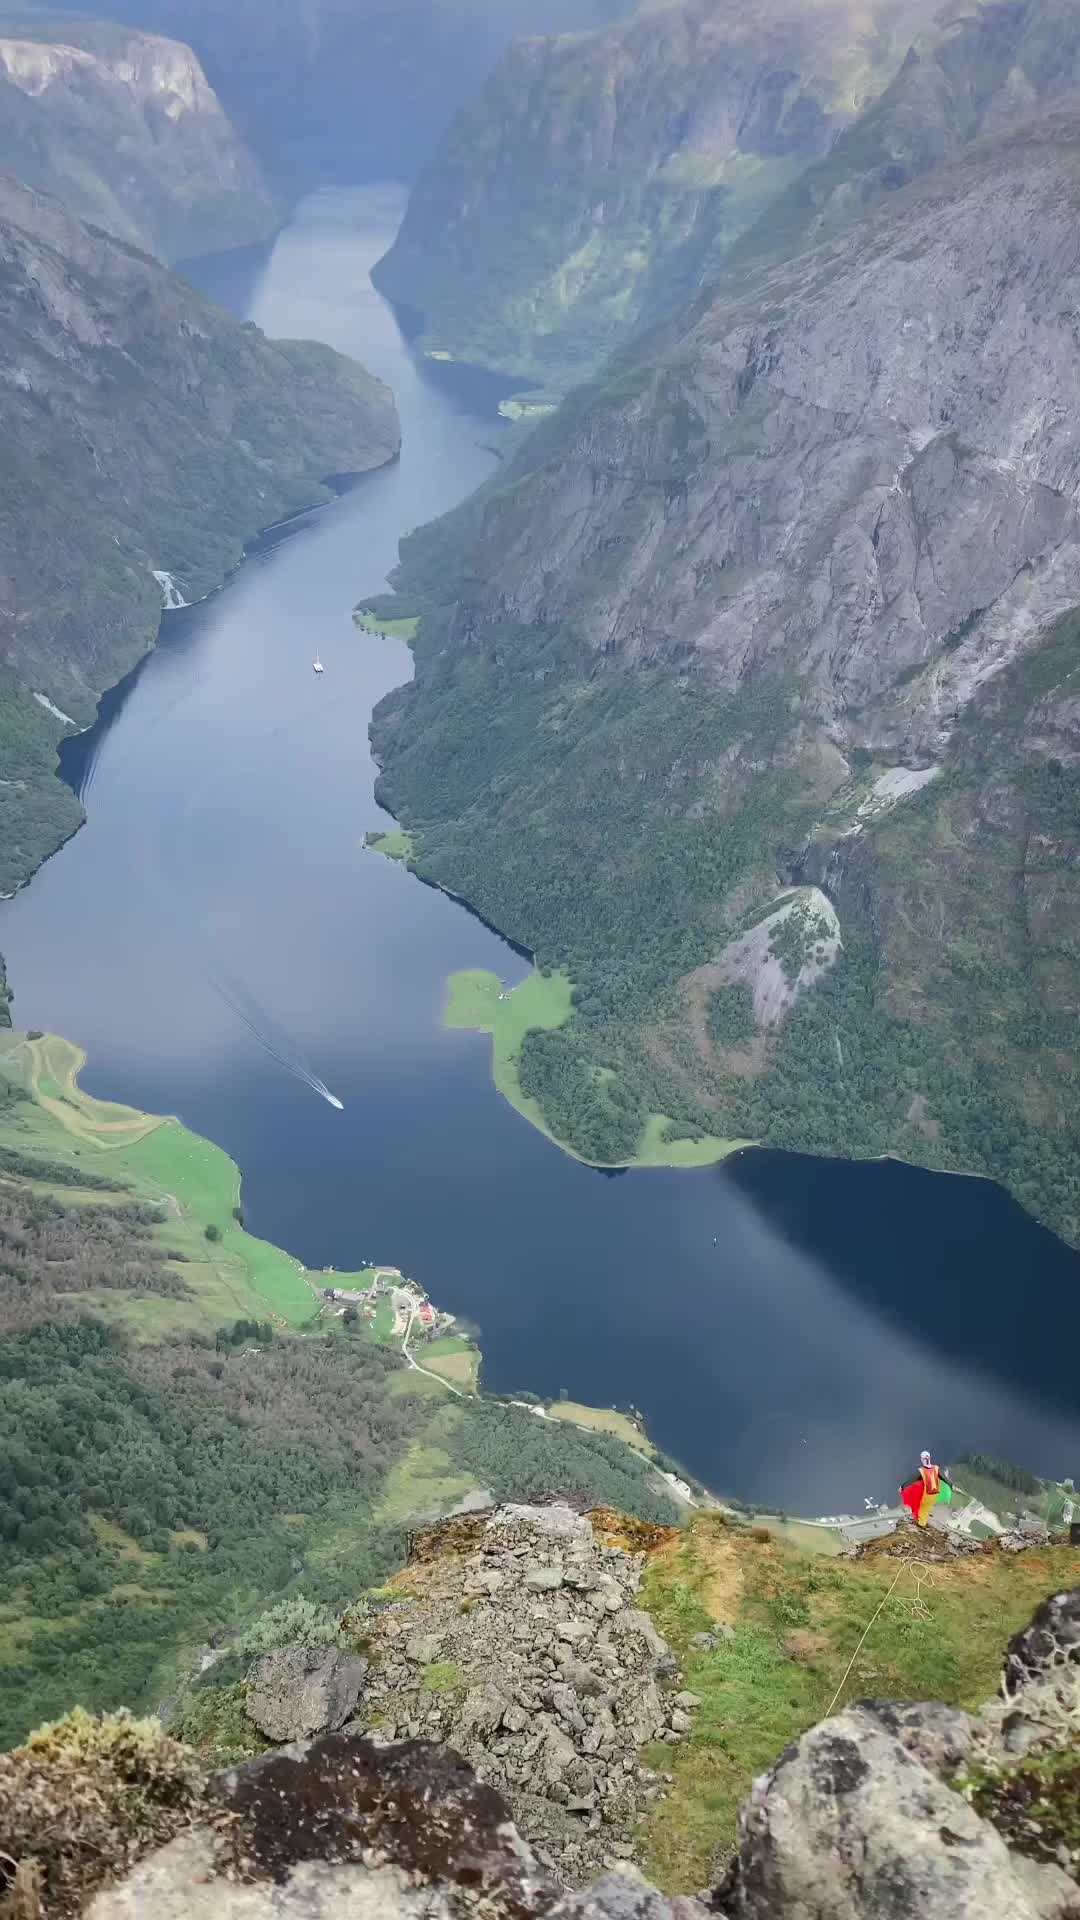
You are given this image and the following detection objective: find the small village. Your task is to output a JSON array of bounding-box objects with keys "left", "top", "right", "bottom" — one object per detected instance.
[{"left": 318, "top": 1264, "right": 456, "bottom": 1343}]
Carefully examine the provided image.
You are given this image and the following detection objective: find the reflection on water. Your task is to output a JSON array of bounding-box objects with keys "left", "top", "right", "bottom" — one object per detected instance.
[{"left": 2, "top": 188, "right": 1079, "bottom": 1511}]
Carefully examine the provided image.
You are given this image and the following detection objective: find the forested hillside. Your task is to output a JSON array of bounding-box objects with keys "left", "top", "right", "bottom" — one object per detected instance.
[
  {"left": 0, "top": 175, "right": 398, "bottom": 895},
  {"left": 368, "top": 55, "right": 1080, "bottom": 1243},
  {"left": 0, "top": 1031, "right": 675, "bottom": 1749}
]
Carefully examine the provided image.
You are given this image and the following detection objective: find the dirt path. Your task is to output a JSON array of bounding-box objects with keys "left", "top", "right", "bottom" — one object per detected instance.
[{"left": 401, "top": 1308, "right": 464, "bottom": 1397}]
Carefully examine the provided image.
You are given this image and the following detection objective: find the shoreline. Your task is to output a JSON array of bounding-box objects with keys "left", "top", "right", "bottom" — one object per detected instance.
[{"left": 2, "top": 459, "right": 400, "bottom": 912}]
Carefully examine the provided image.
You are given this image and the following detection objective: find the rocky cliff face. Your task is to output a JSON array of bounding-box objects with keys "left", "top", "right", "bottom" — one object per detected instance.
[
  {"left": 3, "top": 1507, "right": 1077, "bottom": 1920},
  {"left": 371, "top": 0, "right": 941, "bottom": 388},
  {"left": 370, "top": 63, "right": 1080, "bottom": 1233},
  {"left": 732, "top": 0, "right": 1080, "bottom": 274},
  {"left": 0, "top": 12, "right": 278, "bottom": 262},
  {"left": 0, "top": 175, "right": 399, "bottom": 895}
]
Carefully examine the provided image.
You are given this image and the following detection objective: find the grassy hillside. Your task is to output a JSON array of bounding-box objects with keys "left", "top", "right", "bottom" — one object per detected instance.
[
  {"left": 0, "top": 1031, "right": 314, "bottom": 1336},
  {"left": 636, "top": 1514, "right": 1080, "bottom": 1888}
]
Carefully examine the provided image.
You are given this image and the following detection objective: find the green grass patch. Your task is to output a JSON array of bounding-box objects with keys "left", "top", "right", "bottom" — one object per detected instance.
[
  {"left": 421, "top": 1659, "right": 466, "bottom": 1695},
  {"left": 636, "top": 1517, "right": 1080, "bottom": 1892},
  {"left": 0, "top": 1030, "right": 315, "bottom": 1333},
  {"left": 376, "top": 1440, "right": 480, "bottom": 1524},
  {"left": 420, "top": 1336, "right": 480, "bottom": 1391},
  {"left": 442, "top": 974, "right": 744, "bottom": 1167},
  {"left": 634, "top": 1113, "right": 750, "bottom": 1168},
  {"left": 365, "top": 828, "right": 415, "bottom": 862},
  {"left": 354, "top": 610, "right": 420, "bottom": 643},
  {"left": 444, "top": 967, "right": 574, "bottom": 1140}
]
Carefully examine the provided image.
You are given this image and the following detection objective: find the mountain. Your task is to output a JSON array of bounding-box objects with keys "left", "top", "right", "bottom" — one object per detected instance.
[
  {"left": 368, "top": 81, "right": 1080, "bottom": 1244},
  {"left": 0, "top": 176, "right": 399, "bottom": 897},
  {"left": 0, "top": 11, "right": 279, "bottom": 262},
  {"left": 724, "top": 0, "right": 1080, "bottom": 273},
  {"left": 31, "top": 0, "right": 639, "bottom": 192},
  {"left": 370, "top": 0, "right": 941, "bottom": 390}
]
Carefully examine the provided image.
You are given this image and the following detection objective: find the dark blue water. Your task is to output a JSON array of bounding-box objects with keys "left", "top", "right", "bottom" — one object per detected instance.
[{"left": 3, "top": 186, "right": 1079, "bottom": 1514}]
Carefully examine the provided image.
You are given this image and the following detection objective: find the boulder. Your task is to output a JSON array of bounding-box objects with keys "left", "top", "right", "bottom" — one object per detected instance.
[
  {"left": 1004, "top": 1587, "right": 1080, "bottom": 1698},
  {"left": 716, "top": 1702, "right": 1073, "bottom": 1920},
  {"left": 247, "top": 1647, "right": 367, "bottom": 1743}
]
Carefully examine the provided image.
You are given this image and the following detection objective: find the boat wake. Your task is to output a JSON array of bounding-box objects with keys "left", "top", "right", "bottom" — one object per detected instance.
[{"left": 211, "top": 973, "right": 344, "bottom": 1110}]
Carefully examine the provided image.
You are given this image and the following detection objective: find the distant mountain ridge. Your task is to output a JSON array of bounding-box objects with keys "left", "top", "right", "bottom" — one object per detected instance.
[
  {"left": 28, "top": 0, "right": 640, "bottom": 190},
  {"left": 371, "top": 0, "right": 943, "bottom": 388},
  {"left": 0, "top": 10, "right": 279, "bottom": 261},
  {"left": 0, "top": 175, "right": 399, "bottom": 897}
]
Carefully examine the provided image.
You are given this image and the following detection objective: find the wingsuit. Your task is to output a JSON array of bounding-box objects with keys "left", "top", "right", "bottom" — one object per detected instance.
[{"left": 900, "top": 1451, "right": 953, "bottom": 1527}]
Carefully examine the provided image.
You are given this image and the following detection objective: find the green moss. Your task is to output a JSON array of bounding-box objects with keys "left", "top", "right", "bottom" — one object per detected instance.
[
  {"left": 966, "top": 1747, "right": 1080, "bottom": 1876},
  {"left": 0, "top": 1708, "right": 206, "bottom": 1919},
  {"left": 637, "top": 1517, "right": 1080, "bottom": 1892},
  {"left": 420, "top": 1660, "right": 466, "bottom": 1695},
  {"left": 175, "top": 1681, "right": 270, "bottom": 1767}
]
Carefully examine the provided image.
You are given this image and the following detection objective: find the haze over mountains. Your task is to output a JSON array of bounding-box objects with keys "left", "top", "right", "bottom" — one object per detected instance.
[
  {"left": 30, "top": 0, "right": 640, "bottom": 187},
  {"left": 0, "top": 10, "right": 279, "bottom": 261}
]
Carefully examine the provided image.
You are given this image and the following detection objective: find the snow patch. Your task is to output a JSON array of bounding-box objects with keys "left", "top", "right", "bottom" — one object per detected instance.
[{"left": 33, "top": 691, "right": 76, "bottom": 727}]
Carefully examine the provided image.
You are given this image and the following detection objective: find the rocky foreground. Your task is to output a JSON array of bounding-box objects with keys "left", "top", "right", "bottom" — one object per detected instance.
[{"left": 2, "top": 1504, "right": 1077, "bottom": 1920}]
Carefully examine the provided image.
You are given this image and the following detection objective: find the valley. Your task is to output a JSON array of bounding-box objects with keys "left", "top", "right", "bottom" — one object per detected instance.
[
  {"left": 2, "top": 189, "right": 1078, "bottom": 1547},
  {"left": 1, "top": 4, "right": 1080, "bottom": 1912}
]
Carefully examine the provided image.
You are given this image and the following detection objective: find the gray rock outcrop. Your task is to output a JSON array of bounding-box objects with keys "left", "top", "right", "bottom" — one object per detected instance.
[
  {"left": 15, "top": 1566, "right": 1080, "bottom": 1920},
  {"left": 351, "top": 1503, "right": 685, "bottom": 1887},
  {"left": 247, "top": 1647, "right": 367, "bottom": 1743}
]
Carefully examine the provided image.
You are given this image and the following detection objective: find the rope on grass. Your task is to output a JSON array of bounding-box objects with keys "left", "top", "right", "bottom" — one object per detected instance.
[{"left": 824, "top": 1565, "right": 907, "bottom": 1719}]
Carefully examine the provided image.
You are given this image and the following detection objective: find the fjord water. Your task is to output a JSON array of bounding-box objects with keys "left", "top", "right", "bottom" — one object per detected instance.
[{"left": 3, "top": 187, "right": 1079, "bottom": 1513}]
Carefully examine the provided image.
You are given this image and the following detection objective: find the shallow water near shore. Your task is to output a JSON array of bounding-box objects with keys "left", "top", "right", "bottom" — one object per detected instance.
[{"left": 2, "top": 185, "right": 1079, "bottom": 1513}]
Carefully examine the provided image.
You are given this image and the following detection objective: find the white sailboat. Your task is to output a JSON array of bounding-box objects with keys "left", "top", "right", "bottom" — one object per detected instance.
[{"left": 313, "top": 653, "right": 324, "bottom": 674}]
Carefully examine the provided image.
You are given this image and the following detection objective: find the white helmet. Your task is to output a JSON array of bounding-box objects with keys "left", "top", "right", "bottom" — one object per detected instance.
[{"left": 920, "top": 1450, "right": 932, "bottom": 1466}]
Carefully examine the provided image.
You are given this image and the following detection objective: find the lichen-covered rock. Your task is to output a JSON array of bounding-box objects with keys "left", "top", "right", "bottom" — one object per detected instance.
[
  {"left": 1005, "top": 1588, "right": 1080, "bottom": 1700},
  {"left": 246, "top": 1647, "right": 367, "bottom": 1743},
  {"left": 716, "top": 1703, "right": 1069, "bottom": 1920},
  {"left": 88, "top": 1733, "right": 556, "bottom": 1920},
  {"left": 716, "top": 1590, "right": 1080, "bottom": 1920}
]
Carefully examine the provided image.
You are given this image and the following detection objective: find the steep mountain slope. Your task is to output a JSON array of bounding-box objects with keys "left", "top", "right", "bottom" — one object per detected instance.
[
  {"left": 34, "top": 0, "right": 638, "bottom": 192},
  {"left": 0, "top": 11, "right": 278, "bottom": 262},
  {"left": 724, "top": 0, "right": 1080, "bottom": 273},
  {"left": 369, "top": 95, "right": 1080, "bottom": 1240},
  {"left": 0, "top": 176, "right": 399, "bottom": 895},
  {"left": 371, "top": 0, "right": 940, "bottom": 389}
]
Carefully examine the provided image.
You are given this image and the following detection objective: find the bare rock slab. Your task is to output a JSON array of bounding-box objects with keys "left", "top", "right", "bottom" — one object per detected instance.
[{"left": 247, "top": 1647, "right": 367, "bottom": 1743}]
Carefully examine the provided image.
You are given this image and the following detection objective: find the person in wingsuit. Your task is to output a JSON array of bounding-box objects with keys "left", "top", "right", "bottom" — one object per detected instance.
[{"left": 900, "top": 1450, "right": 953, "bottom": 1527}]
